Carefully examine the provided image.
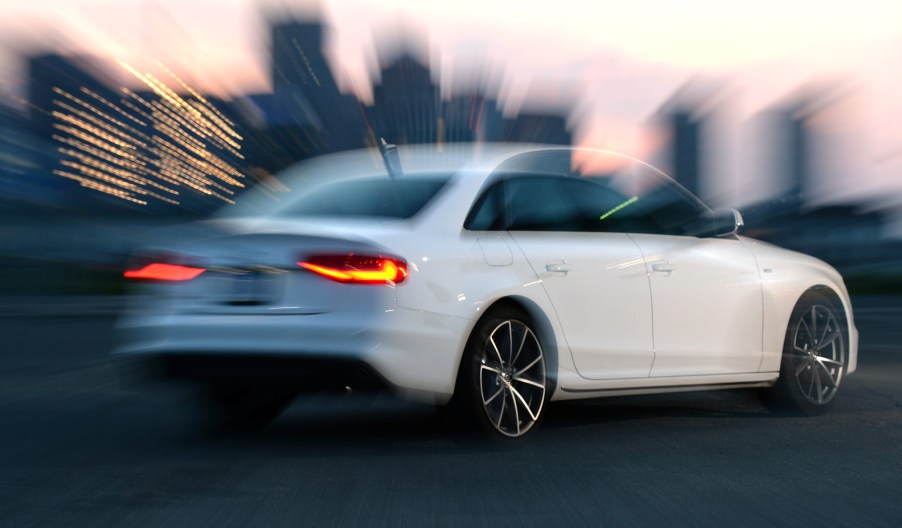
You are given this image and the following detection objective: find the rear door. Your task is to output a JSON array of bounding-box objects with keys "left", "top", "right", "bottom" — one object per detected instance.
[{"left": 467, "top": 153, "right": 655, "bottom": 380}]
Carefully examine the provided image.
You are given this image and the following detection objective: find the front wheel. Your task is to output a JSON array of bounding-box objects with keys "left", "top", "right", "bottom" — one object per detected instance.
[
  {"left": 763, "top": 292, "right": 847, "bottom": 415},
  {"left": 453, "top": 306, "right": 549, "bottom": 441}
]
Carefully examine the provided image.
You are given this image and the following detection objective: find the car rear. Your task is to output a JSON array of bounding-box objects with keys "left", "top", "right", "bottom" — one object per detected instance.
[{"left": 112, "top": 168, "right": 473, "bottom": 404}]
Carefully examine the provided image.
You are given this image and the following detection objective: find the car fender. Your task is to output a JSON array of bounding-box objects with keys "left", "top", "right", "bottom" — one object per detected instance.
[{"left": 741, "top": 237, "right": 858, "bottom": 374}]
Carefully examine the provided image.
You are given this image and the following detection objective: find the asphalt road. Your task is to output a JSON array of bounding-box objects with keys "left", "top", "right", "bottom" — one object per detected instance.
[{"left": 1, "top": 297, "right": 901, "bottom": 527}]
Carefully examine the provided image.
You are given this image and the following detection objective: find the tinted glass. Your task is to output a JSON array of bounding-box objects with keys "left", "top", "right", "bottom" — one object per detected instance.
[
  {"left": 466, "top": 149, "right": 710, "bottom": 235},
  {"left": 508, "top": 177, "right": 641, "bottom": 232},
  {"left": 271, "top": 177, "right": 450, "bottom": 219},
  {"left": 507, "top": 178, "right": 575, "bottom": 231},
  {"left": 467, "top": 181, "right": 508, "bottom": 231}
]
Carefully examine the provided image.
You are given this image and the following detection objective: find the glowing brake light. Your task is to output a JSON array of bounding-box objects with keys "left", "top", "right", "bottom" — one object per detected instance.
[
  {"left": 299, "top": 255, "right": 408, "bottom": 285},
  {"left": 124, "top": 263, "right": 206, "bottom": 281}
]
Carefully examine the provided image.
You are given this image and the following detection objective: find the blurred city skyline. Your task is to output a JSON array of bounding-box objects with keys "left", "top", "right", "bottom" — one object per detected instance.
[
  {"left": 3, "top": 0, "right": 902, "bottom": 295},
  {"left": 0, "top": 0, "right": 900, "bottom": 208}
]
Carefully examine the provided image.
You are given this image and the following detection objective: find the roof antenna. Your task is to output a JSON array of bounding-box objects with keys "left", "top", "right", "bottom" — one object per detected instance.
[{"left": 379, "top": 138, "right": 403, "bottom": 179}]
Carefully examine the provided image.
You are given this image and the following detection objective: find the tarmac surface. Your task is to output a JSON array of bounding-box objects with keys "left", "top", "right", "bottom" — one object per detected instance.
[{"left": 1, "top": 295, "right": 900, "bottom": 527}]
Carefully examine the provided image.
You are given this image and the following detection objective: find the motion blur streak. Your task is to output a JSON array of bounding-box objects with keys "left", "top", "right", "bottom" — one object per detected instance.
[
  {"left": 123, "top": 263, "right": 206, "bottom": 281},
  {"left": 0, "top": 1, "right": 897, "bottom": 293},
  {"left": 1, "top": 1, "right": 901, "bottom": 525},
  {"left": 45, "top": 59, "right": 248, "bottom": 207}
]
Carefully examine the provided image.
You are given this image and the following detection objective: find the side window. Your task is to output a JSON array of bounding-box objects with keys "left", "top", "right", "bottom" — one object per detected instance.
[
  {"left": 467, "top": 175, "right": 648, "bottom": 233},
  {"left": 465, "top": 149, "right": 710, "bottom": 236},
  {"left": 508, "top": 177, "right": 653, "bottom": 233},
  {"left": 466, "top": 181, "right": 507, "bottom": 231},
  {"left": 567, "top": 178, "right": 655, "bottom": 233},
  {"left": 507, "top": 177, "right": 579, "bottom": 231},
  {"left": 623, "top": 178, "right": 708, "bottom": 236}
]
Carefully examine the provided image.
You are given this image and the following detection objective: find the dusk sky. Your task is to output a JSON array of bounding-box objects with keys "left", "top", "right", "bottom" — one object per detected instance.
[{"left": 1, "top": 0, "right": 901, "bottom": 206}]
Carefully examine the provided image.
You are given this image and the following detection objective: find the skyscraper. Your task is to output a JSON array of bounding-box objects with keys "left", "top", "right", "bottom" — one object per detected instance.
[
  {"left": 270, "top": 20, "right": 365, "bottom": 153},
  {"left": 369, "top": 54, "right": 440, "bottom": 145},
  {"left": 669, "top": 111, "right": 701, "bottom": 198},
  {"left": 502, "top": 113, "right": 571, "bottom": 146}
]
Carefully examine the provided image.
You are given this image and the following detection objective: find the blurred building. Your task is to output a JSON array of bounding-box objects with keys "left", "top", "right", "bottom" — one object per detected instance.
[
  {"left": 501, "top": 112, "right": 571, "bottom": 146},
  {"left": 643, "top": 84, "right": 902, "bottom": 278},
  {"left": 441, "top": 93, "right": 506, "bottom": 144},
  {"left": 649, "top": 103, "right": 705, "bottom": 199},
  {"left": 4, "top": 54, "right": 124, "bottom": 211},
  {"left": 21, "top": 53, "right": 254, "bottom": 215},
  {"left": 27, "top": 54, "right": 117, "bottom": 140},
  {"left": 669, "top": 111, "right": 701, "bottom": 198},
  {"left": 742, "top": 199, "right": 887, "bottom": 272},
  {"left": 368, "top": 53, "right": 441, "bottom": 145},
  {"left": 741, "top": 95, "right": 897, "bottom": 276},
  {"left": 749, "top": 108, "right": 810, "bottom": 211},
  {"left": 0, "top": 100, "right": 42, "bottom": 210},
  {"left": 442, "top": 94, "right": 480, "bottom": 144},
  {"left": 270, "top": 19, "right": 365, "bottom": 156},
  {"left": 235, "top": 92, "right": 323, "bottom": 174}
]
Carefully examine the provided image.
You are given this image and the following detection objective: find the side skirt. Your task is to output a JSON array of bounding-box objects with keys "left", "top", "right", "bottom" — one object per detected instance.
[{"left": 553, "top": 374, "right": 778, "bottom": 401}]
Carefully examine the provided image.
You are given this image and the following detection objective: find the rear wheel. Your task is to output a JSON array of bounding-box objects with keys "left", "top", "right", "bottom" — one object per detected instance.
[
  {"left": 763, "top": 292, "right": 847, "bottom": 415},
  {"left": 453, "top": 306, "right": 548, "bottom": 441}
]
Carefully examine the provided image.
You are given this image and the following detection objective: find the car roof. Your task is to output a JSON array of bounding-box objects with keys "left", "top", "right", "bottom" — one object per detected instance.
[{"left": 222, "top": 144, "right": 676, "bottom": 223}]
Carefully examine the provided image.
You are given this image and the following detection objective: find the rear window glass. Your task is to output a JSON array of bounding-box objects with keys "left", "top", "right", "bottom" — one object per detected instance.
[{"left": 270, "top": 176, "right": 451, "bottom": 219}]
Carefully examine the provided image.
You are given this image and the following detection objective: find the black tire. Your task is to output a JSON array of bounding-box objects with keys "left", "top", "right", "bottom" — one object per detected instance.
[
  {"left": 200, "top": 386, "right": 295, "bottom": 432},
  {"left": 762, "top": 291, "right": 847, "bottom": 415},
  {"left": 448, "top": 305, "right": 549, "bottom": 442}
]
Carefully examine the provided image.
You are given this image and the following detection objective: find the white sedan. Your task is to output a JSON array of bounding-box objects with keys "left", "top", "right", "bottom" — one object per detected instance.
[{"left": 114, "top": 144, "right": 858, "bottom": 440}]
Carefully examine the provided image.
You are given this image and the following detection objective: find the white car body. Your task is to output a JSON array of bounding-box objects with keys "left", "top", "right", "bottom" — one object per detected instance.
[{"left": 114, "top": 145, "right": 858, "bottom": 435}]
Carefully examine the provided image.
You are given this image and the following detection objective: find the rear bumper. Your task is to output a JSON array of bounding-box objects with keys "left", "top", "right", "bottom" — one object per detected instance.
[{"left": 113, "top": 306, "right": 473, "bottom": 404}]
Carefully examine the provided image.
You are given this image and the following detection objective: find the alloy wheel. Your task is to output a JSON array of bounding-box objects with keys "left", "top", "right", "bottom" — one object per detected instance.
[
  {"left": 478, "top": 320, "right": 546, "bottom": 437},
  {"left": 788, "top": 304, "right": 845, "bottom": 406}
]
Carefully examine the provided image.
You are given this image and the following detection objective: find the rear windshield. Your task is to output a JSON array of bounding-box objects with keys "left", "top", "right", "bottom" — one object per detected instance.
[{"left": 269, "top": 176, "right": 451, "bottom": 219}]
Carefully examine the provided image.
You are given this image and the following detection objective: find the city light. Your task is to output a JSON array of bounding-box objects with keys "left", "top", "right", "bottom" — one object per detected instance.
[{"left": 48, "top": 60, "right": 247, "bottom": 207}]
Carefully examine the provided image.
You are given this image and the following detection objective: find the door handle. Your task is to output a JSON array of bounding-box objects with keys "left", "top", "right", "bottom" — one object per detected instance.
[
  {"left": 652, "top": 263, "right": 675, "bottom": 273},
  {"left": 545, "top": 263, "right": 573, "bottom": 273}
]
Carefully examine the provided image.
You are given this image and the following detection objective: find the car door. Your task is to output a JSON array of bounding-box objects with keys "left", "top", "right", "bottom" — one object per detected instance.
[
  {"left": 615, "top": 170, "right": 764, "bottom": 376},
  {"left": 632, "top": 233, "right": 763, "bottom": 376},
  {"left": 467, "top": 153, "right": 655, "bottom": 381}
]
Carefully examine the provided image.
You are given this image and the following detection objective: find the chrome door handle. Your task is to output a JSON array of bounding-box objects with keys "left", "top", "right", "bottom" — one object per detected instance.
[
  {"left": 652, "top": 263, "right": 675, "bottom": 272},
  {"left": 545, "top": 263, "right": 572, "bottom": 273}
]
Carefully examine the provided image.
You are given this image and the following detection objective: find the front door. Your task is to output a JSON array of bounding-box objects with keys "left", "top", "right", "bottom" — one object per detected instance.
[{"left": 630, "top": 233, "right": 763, "bottom": 376}]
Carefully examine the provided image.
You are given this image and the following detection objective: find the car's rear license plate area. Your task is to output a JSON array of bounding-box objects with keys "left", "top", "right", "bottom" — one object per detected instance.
[{"left": 210, "top": 268, "right": 286, "bottom": 306}]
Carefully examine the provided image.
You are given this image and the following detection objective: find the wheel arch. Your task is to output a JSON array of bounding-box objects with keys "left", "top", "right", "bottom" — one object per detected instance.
[
  {"left": 443, "top": 294, "right": 556, "bottom": 438},
  {"left": 452, "top": 295, "right": 561, "bottom": 397},
  {"left": 760, "top": 262, "right": 858, "bottom": 373},
  {"left": 806, "top": 285, "right": 848, "bottom": 333},
  {"left": 488, "top": 296, "right": 559, "bottom": 393},
  {"left": 796, "top": 284, "right": 855, "bottom": 371},
  {"left": 760, "top": 284, "right": 851, "bottom": 413},
  {"left": 761, "top": 281, "right": 857, "bottom": 374}
]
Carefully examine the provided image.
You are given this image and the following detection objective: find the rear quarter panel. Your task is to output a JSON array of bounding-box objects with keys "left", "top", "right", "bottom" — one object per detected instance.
[{"left": 370, "top": 173, "right": 577, "bottom": 396}]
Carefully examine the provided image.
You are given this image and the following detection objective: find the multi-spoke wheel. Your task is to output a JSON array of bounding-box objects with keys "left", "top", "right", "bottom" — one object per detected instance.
[
  {"left": 479, "top": 319, "right": 546, "bottom": 438},
  {"left": 451, "top": 305, "right": 549, "bottom": 441},
  {"left": 763, "top": 292, "right": 846, "bottom": 415}
]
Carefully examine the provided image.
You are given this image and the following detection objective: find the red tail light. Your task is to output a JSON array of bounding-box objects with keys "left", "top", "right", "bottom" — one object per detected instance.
[
  {"left": 298, "top": 254, "right": 408, "bottom": 285},
  {"left": 124, "top": 263, "right": 206, "bottom": 281}
]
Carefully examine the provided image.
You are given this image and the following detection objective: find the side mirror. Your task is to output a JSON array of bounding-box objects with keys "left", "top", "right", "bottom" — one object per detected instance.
[{"left": 699, "top": 208, "right": 744, "bottom": 238}]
